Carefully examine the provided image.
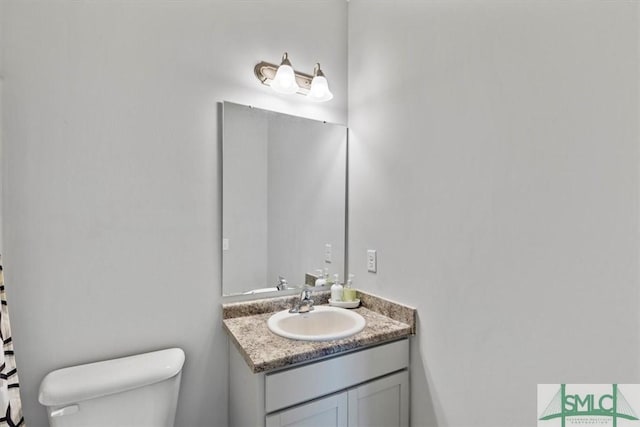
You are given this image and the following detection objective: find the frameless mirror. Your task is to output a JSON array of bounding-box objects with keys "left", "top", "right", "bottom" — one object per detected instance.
[{"left": 222, "top": 102, "right": 347, "bottom": 296}]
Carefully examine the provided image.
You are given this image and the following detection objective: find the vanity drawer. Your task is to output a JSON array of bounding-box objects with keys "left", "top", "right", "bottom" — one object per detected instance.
[{"left": 265, "top": 339, "right": 409, "bottom": 413}]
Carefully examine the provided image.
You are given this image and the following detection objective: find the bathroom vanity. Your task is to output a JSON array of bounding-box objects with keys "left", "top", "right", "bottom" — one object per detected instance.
[
  {"left": 220, "top": 103, "right": 415, "bottom": 426},
  {"left": 223, "top": 291, "right": 416, "bottom": 427}
]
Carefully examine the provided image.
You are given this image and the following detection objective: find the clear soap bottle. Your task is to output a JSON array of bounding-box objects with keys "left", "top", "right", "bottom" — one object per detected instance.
[
  {"left": 314, "top": 269, "right": 326, "bottom": 287},
  {"left": 324, "top": 268, "right": 332, "bottom": 286},
  {"left": 343, "top": 274, "right": 356, "bottom": 302},
  {"left": 330, "top": 273, "right": 343, "bottom": 302}
]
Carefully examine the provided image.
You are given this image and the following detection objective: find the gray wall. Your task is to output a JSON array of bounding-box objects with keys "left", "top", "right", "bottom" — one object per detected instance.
[
  {"left": 0, "top": 1, "right": 347, "bottom": 426},
  {"left": 3, "top": 1, "right": 640, "bottom": 426},
  {"left": 348, "top": 1, "right": 639, "bottom": 426}
]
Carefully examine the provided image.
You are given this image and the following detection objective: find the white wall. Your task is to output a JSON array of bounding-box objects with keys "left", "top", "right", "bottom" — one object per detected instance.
[
  {"left": 348, "top": 1, "right": 639, "bottom": 426},
  {"left": 4, "top": 1, "right": 639, "bottom": 426},
  {"left": 0, "top": 1, "right": 347, "bottom": 426}
]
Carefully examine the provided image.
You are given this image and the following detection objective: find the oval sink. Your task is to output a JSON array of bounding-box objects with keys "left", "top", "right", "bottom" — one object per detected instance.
[{"left": 267, "top": 306, "right": 366, "bottom": 341}]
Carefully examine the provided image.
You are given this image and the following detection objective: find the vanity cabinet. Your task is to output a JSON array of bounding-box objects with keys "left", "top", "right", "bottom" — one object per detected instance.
[
  {"left": 265, "top": 371, "right": 409, "bottom": 427},
  {"left": 265, "top": 391, "right": 348, "bottom": 427},
  {"left": 229, "top": 339, "right": 410, "bottom": 427},
  {"left": 348, "top": 370, "right": 409, "bottom": 427}
]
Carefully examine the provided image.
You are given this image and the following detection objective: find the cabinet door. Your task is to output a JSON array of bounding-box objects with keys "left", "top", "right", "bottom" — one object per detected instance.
[
  {"left": 266, "top": 391, "right": 348, "bottom": 427},
  {"left": 348, "top": 370, "right": 409, "bottom": 427}
]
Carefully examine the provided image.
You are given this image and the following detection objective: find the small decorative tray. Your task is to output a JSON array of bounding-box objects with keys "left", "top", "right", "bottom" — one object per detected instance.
[{"left": 328, "top": 299, "right": 360, "bottom": 309}]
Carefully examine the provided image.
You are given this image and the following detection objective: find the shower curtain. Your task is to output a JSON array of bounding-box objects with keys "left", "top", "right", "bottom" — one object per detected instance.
[{"left": 0, "top": 259, "right": 24, "bottom": 426}]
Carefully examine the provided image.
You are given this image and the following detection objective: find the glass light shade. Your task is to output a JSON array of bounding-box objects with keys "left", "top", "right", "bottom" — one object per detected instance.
[
  {"left": 307, "top": 75, "right": 333, "bottom": 102},
  {"left": 271, "top": 64, "right": 299, "bottom": 94}
]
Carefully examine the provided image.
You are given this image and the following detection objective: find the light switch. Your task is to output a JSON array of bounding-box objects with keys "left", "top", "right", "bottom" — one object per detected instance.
[{"left": 222, "top": 238, "right": 230, "bottom": 251}]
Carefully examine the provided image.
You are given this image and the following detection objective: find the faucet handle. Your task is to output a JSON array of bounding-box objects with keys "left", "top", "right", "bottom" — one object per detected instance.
[
  {"left": 297, "top": 287, "right": 314, "bottom": 312},
  {"left": 276, "top": 276, "right": 288, "bottom": 291},
  {"left": 300, "top": 286, "right": 312, "bottom": 300},
  {"left": 289, "top": 286, "right": 314, "bottom": 314}
]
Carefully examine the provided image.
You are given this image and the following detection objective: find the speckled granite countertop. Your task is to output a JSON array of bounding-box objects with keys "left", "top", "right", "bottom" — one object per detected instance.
[{"left": 223, "top": 291, "right": 416, "bottom": 373}]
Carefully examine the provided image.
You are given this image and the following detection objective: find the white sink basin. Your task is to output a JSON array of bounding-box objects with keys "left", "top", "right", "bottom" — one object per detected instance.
[{"left": 267, "top": 306, "right": 366, "bottom": 341}]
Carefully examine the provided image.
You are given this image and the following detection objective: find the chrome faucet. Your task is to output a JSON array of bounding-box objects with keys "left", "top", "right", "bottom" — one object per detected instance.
[
  {"left": 289, "top": 286, "right": 314, "bottom": 313},
  {"left": 276, "top": 276, "right": 288, "bottom": 291}
]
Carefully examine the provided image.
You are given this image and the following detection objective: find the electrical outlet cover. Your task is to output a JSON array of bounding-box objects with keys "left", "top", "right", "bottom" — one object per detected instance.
[
  {"left": 367, "top": 249, "right": 377, "bottom": 273},
  {"left": 324, "top": 243, "right": 332, "bottom": 263}
]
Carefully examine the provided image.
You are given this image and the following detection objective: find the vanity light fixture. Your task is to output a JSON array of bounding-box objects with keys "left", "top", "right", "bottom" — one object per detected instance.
[
  {"left": 269, "top": 52, "right": 299, "bottom": 94},
  {"left": 254, "top": 52, "right": 334, "bottom": 102},
  {"left": 307, "top": 63, "right": 333, "bottom": 102}
]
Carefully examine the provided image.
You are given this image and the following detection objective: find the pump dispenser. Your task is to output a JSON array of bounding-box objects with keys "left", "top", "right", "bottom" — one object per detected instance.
[
  {"left": 343, "top": 274, "right": 356, "bottom": 302},
  {"left": 330, "top": 274, "right": 343, "bottom": 302},
  {"left": 314, "top": 269, "right": 326, "bottom": 287},
  {"left": 324, "top": 268, "right": 333, "bottom": 285}
]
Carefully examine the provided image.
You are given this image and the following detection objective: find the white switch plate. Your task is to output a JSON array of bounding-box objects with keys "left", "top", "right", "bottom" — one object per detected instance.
[
  {"left": 222, "top": 238, "right": 229, "bottom": 251},
  {"left": 367, "top": 249, "right": 377, "bottom": 273},
  {"left": 324, "top": 244, "right": 332, "bottom": 263}
]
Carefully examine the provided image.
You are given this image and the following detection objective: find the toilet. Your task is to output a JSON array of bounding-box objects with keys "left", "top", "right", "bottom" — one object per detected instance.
[{"left": 38, "top": 348, "right": 185, "bottom": 427}]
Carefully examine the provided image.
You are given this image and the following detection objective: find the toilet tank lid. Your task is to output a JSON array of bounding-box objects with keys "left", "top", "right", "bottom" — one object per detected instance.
[{"left": 38, "top": 348, "right": 185, "bottom": 406}]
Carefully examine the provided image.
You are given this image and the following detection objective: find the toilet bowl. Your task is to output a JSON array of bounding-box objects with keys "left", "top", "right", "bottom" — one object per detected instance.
[{"left": 38, "top": 348, "right": 185, "bottom": 427}]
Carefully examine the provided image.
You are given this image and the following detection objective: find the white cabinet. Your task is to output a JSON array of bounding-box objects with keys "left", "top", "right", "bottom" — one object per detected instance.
[
  {"left": 348, "top": 371, "right": 409, "bottom": 427},
  {"left": 266, "top": 371, "right": 409, "bottom": 427},
  {"left": 265, "top": 392, "right": 348, "bottom": 427},
  {"left": 229, "top": 339, "right": 410, "bottom": 427}
]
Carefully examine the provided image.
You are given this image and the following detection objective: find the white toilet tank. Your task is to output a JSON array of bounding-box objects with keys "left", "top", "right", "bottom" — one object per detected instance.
[{"left": 38, "top": 348, "right": 185, "bottom": 427}]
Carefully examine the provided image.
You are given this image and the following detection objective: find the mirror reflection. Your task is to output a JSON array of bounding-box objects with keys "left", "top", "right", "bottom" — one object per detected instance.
[{"left": 222, "top": 102, "right": 347, "bottom": 296}]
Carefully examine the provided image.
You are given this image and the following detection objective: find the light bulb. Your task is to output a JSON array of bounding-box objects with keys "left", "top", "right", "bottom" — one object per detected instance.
[
  {"left": 307, "top": 64, "right": 333, "bottom": 102},
  {"left": 308, "top": 75, "right": 333, "bottom": 102},
  {"left": 270, "top": 53, "right": 299, "bottom": 95}
]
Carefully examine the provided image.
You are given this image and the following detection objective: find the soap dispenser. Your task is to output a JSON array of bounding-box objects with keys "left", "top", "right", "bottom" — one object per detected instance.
[
  {"left": 324, "top": 268, "right": 332, "bottom": 286},
  {"left": 314, "top": 269, "right": 326, "bottom": 287},
  {"left": 330, "top": 274, "right": 343, "bottom": 302},
  {"left": 343, "top": 274, "right": 356, "bottom": 302}
]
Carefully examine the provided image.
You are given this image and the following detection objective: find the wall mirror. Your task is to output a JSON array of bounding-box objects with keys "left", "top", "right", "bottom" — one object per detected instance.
[{"left": 222, "top": 101, "right": 347, "bottom": 296}]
